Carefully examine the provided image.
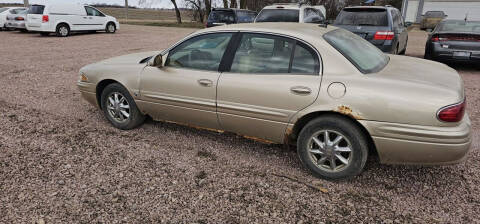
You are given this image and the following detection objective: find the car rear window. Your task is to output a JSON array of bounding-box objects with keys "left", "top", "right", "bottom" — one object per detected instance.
[
  {"left": 255, "top": 9, "right": 299, "bottom": 22},
  {"left": 28, "top": 5, "right": 45, "bottom": 14},
  {"left": 208, "top": 10, "right": 235, "bottom": 23},
  {"left": 334, "top": 8, "right": 388, "bottom": 26},
  {"left": 324, "top": 29, "right": 389, "bottom": 74},
  {"left": 236, "top": 11, "right": 257, "bottom": 23},
  {"left": 437, "top": 20, "right": 480, "bottom": 33}
]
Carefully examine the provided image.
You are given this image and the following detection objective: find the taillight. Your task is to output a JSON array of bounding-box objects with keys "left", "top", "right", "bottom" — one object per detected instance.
[
  {"left": 437, "top": 100, "right": 466, "bottom": 122},
  {"left": 431, "top": 35, "right": 440, "bottom": 42},
  {"left": 15, "top": 17, "right": 24, "bottom": 21},
  {"left": 374, "top": 31, "right": 394, "bottom": 40},
  {"left": 42, "top": 15, "right": 49, "bottom": 23}
]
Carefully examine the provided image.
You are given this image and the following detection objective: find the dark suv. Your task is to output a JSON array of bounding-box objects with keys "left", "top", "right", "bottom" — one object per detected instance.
[
  {"left": 206, "top": 8, "right": 257, "bottom": 28},
  {"left": 334, "top": 6, "right": 408, "bottom": 54}
]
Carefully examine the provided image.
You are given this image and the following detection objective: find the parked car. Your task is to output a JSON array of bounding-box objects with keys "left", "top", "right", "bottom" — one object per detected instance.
[
  {"left": 78, "top": 23, "right": 471, "bottom": 180},
  {"left": 206, "top": 8, "right": 257, "bottom": 28},
  {"left": 6, "top": 9, "right": 28, "bottom": 32},
  {"left": 0, "top": 7, "right": 26, "bottom": 31},
  {"left": 424, "top": 19, "right": 480, "bottom": 63},
  {"left": 26, "top": 3, "right": 119, "bottom": 37},
  {"left": 255, "top": 3, "right": 325, "bottom": 24},
  {"left": 421, "top": 11, "right": 446, "bottom": 31},
  {"left": 334, "top": 6, "right": 408, "bottom": 54}
]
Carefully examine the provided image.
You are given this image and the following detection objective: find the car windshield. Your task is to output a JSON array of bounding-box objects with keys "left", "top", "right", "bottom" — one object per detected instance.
[
  {"left": 256, "top": 9, "right": 299, "bottom": 22},
  {"left": 236, "top": 11, "right": 257, "bottom": 23},
  {"left": 334, "top": 8, "right": 388, "bottom": 26},
  {"left": 208, "top": 10, "right": 235, "bottom": 23},
  {"left": 324, "top": 29, "right": 389, "bottom": 74},
  {"left": 28, "top": 5, "right": 45, "bottom": 14},
  {"left": 0, "top": 8, "right": 8, "bottom": 13},
  {"left": 436, "top": 20, "right": 480, "bottom": 33}
]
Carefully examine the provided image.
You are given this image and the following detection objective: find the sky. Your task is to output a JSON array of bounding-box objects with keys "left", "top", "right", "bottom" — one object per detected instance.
[{"left": 0, "top": 0, "right": 175, "bottom": 8}]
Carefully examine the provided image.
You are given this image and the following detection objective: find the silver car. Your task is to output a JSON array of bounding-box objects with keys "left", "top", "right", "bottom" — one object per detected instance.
[{"left": 6, "top": 9, "right": 28, "bottom": 31}]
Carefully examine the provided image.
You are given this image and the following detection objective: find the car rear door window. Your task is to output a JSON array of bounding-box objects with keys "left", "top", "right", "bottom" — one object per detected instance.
[
  {"left": 334, "top": 8, "right": 388, "bottom": 26},
  {"left": 291, "top": 42, "right": 319, "bottom": 74},
  {"left": 230, "top": 34, "right": 293, "bottom": 73},
  {"left": 166, "top": 33, "right": 233, "bottom": 71},
  {"left": 256, "top": 9, "right": 299, "bottom": 22}
]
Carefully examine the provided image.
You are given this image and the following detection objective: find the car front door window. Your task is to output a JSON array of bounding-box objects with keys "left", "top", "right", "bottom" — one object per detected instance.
[{"left": 166, "top": 33, "right": 233, "bottom": 71}]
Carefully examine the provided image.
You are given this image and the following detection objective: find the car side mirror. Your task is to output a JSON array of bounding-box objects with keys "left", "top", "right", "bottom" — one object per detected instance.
[{"left": 148, "top": 54, "right": 163, "bottom": 68}]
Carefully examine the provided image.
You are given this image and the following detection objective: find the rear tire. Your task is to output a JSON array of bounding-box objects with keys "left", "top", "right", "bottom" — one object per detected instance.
[
  {"left": 101, "top": 83, "right": 145, "bottom": 130},
  {"left": 105, "top": 22, "right": 116, "bottom": 33},
  {"left": 56, "top": 24, "right": 70, "bottom": 37},
  {"left": 297, "top": 115, "right": 369, "bottom": 180}
]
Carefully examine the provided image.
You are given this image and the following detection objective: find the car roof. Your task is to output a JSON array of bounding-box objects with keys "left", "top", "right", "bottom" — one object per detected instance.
[
  {"left": 198, "top": 22, "right": 337, "bottom": 40},
  {"left": 262, "top": 3, "right": 311, "bottom": 10}
]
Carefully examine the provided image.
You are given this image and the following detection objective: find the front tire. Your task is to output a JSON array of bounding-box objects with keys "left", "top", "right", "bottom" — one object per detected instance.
[
  {"left": 56, "top": 24, "right": 70, "bottom": 37},
  {"left": 297, "top": 115, "right": 369, "bottom": 180},
  {"left": 101, "top": 83, "right": 145, "bottom": 130},
  {"left": 106, "top": 22, "right": 116, "bottom": 33}
]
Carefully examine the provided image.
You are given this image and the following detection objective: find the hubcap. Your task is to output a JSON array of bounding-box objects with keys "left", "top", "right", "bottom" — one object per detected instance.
[
  {"left": 59, "top": 27, "right": 68, "bottom": 36},
  {"left": 307, "top": 130, "right": 352, "bottom": 172},
  {"left": 108, "top": 25, "right": 115, "bottom": 32},
  {"left": 106, "top": 92, "right": 130, "bottom": 123}
]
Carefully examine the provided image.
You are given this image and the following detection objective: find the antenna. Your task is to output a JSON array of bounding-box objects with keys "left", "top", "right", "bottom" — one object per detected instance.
[{"left": 464, "top": 12, "right": 468, "bottom": 22}]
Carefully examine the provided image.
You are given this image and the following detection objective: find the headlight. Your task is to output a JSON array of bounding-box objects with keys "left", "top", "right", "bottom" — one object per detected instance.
[{"left": 80, "top": 73, "right": 88, "bottom": 82}]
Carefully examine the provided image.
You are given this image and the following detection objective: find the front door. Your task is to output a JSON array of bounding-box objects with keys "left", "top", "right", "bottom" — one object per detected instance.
[
  {"left": 138, "top": 33, "right": 234, "bottom": 130},
  {"left": 84, "top": 6, "right": 106, "bottom": 30},
  {"left": 217, "top": 33, "right": 322, "bottom": 142}
]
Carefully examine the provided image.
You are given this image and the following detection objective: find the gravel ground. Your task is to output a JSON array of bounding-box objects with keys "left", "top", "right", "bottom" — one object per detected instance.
[{"left": 0, "top": 26, "right": 479, "bottom": 223}]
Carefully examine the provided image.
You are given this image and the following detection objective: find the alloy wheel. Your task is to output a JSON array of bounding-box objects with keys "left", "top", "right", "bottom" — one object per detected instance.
[
  {"left": 106, "top": 92, "right": 130, "bottom": 123},
  {"left": 307, "top": 130, "right": 353, "bottom": 172}
]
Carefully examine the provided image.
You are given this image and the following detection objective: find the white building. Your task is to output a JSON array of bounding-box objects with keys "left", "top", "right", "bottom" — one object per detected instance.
[{"left": 401, "top": 0, "right": 480, "bottom": 23}]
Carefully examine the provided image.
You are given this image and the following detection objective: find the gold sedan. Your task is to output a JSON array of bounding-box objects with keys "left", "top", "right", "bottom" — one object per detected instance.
[{"left": 77, "top": 23, "right": 471, "bottom": 179}]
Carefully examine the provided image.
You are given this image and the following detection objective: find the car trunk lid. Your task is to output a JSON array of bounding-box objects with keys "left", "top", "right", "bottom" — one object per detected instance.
[
  {"left": 376, "top": 55, "right": 464, "bottom": 103},
  {"left": 432, "top": 32, "right": 480, "bottom": 51}
]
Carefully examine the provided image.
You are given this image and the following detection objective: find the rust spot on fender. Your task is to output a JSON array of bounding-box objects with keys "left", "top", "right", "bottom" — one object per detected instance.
[{"left": 336, "top": 105, "right": 362, "bottom": 120}]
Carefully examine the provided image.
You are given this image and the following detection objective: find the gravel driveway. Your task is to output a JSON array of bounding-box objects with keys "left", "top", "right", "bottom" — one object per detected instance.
[{"left": 0, "top": 25, "right": 479, "bottom": 223}]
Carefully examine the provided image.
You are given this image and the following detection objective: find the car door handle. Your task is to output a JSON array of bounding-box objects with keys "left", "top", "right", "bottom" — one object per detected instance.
[
  {"left": 198, "top": 79, "right": 213, "bottom": 87},
  {"left": 83, "top": 17, "right": 87, "bottom": 19},
  {"left": 290, "top": 86, "right": 312, "bottom": 95}
]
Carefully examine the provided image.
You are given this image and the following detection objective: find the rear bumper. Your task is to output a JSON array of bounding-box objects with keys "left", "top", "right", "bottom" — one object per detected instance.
[
  {"left": 6, "top": 21, "right": 26, "bottom": 29},
  {"left": 360, "top": 116, "right": 472, "bottom": 165},
  {"left": 430, "top": 43, "right": 480, "bottom": 63}
]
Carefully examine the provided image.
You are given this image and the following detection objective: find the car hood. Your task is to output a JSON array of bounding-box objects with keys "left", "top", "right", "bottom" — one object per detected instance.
[{"left": 98, "top": 51, "right": 161, "bottom": 65}]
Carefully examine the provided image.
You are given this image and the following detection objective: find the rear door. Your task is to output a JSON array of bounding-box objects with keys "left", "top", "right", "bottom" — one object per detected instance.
[
  {"left": 216, "top": 33, "right": 322, "bottom": 142},
  {"left": 26, "top": 5, "right": 45, "bottom": 28}
]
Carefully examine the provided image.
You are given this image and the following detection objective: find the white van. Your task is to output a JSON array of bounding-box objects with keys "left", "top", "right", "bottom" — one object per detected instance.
[{"left": 26, "top": 3, "right": 119, "bottom": 37}]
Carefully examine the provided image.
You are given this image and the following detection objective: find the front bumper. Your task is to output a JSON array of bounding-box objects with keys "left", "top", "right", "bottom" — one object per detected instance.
[
  {"left": 360, "top": 116, "right": 472, "bottom": 165},
  {"left": 77, "top": 81, "right": 99, "bottom": 108}
]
